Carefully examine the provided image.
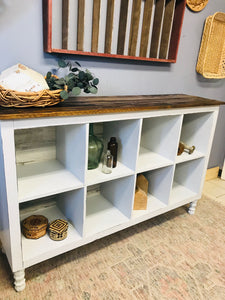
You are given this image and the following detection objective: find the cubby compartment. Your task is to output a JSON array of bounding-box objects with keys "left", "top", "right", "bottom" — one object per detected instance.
[
  {"left": 170, "top": 158, "right": 205, "bottom": 206},
  {"left": 137, "top": 115, "right": 182, "bottom": 172},
  {"left": 85, "top": 176, "right": 135, "bottom": 236},
  {"left": 132, "top": 166, "right": 173, "bottom": 219},
  {"left": 86, "top": 120, "right": 140, "bottom": 185},
  {"left": 176, "top": 112, "right": 214, "bottom": 164},
  {"left": 20, "top": 188, "right": 85, "bottom": 267},
  {"left": 15, "top": 125, "right": 86, "bottom": 203}
]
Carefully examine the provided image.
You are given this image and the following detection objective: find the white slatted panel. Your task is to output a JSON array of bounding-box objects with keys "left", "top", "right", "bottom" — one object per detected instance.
[
  {"left": 98, "top": 0, "right": 107, "bottom": 53},
  {"left": 123, "top": 0, "right": 133, "bottom": 56},
  {"left": 52, "top": 0, "right": 62, "bottom": 49},
  {"left": 68, "top": 0, "right": 78, "bottom": 50},
  {"left": 111, "top": 0, "right": 121, "bottom": 54},
  {"left": 83, "top": 0, "right": 93, "bottom": 52}
]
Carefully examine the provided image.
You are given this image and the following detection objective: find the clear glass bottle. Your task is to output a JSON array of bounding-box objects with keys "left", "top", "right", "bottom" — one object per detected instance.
[
  {"left": 102, "top": 150, "right": 113, "bottom": 174},
  {"left": 107, "top": 137, "right": 118, "bottom": 168},
  {"left": 88, "top": 124, "right": 103, "bottom": 170}
]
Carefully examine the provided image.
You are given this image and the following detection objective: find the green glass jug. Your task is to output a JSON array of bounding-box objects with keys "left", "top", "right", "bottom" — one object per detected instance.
[{"left": 88, "top": 124, "right": 103, "bottom": 170}]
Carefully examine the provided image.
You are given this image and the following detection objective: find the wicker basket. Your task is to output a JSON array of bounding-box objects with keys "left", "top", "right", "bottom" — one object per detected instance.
[
  {"left": 22, "top": 215, "right": 48, "bottom": 239},
  {"left": 0, "top": 85, "right": 63, "bottom": 108},
  {"left": 196, "top": 12, "right": 225, "bottom": 78},
  {"left": 48, "top": 219, "right": 68, "bottom": 241},
  {"left": 186, "top": 0, "right": 208, "bottom": 12}
]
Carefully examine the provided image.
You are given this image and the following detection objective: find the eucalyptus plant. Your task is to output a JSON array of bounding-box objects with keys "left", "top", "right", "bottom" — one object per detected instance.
[{"left": 45, "top": 59, "right": 99, "bottom": 100}]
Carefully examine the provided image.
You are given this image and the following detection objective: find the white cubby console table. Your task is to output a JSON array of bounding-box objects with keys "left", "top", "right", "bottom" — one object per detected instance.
[{"left": 0, "top": 94, "right": 223, "bottom": 291}]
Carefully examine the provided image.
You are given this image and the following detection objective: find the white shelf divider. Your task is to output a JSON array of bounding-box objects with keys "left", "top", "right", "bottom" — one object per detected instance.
[
  {"left": 175, "top": 150, "right": 205, "bottom": 164},
  {"left": 86, "top": 161, "right": 134, "bottom": 186},
  {"left": 137, "top": 147, "right": 173, "bottom": 172},
  {"left": 17, "top": 160, "right": 83, "bottom": 203}
]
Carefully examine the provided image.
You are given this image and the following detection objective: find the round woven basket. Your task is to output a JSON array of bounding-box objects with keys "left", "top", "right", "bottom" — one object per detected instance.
[
  {"left": 48, "top": 219, "right": 68, "bottom": 241},
  {"left": 186, "top": 0, "right": 208, "bottom": 12},
  {"left": 22, "top": 215, "right": 48, "bottom": 239},
  {"left": 0, "top": 85, "right": 63, "bottom": 108}
]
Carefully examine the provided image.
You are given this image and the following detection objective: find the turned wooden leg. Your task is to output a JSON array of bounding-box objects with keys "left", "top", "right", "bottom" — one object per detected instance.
[
  {"left": 188, "top": 200, "right": 198, "bottom": 215},
  {"left": 14, "top": 270, "right": 26, "bottom": 292}
]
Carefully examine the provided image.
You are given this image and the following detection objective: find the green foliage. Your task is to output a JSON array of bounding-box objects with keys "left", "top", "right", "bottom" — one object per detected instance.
[{"left": 45, "top": 60, "right": 99, "bottom": 100}]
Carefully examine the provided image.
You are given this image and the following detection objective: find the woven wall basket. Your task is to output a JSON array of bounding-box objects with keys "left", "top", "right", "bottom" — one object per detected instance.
[
  {"left": 0, "top": 86, "right": 63, "bottom": 108},
  {"left": 187, "top": 0, "right": 208, "bottom": 12},
  {"left": 196, "top": 12, "right": 225, "bottom": 79}
]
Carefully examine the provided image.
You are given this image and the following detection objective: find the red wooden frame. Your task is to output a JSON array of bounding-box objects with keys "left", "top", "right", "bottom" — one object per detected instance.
[{"left": 43, "top": 0, "right": 186, "bottom": 63}]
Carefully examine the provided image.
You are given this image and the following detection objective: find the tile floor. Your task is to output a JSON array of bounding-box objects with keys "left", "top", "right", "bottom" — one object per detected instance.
[{"left": 203, "top": 177, "right": 225, "bottom": 206}]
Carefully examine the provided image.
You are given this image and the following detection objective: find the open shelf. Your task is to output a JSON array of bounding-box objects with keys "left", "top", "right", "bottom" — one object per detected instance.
[
  {"left": 86, "top": 161, "right": 134, "bottom": 186},
  {"left": 85, "top": 176, "right": 135, "bottom": 236},
  {"left": 17, "top": 160, "right": 83, "bottom": 203},
  {"left": 85, "top": 193, "right": 129, "bottom": 237},
  {"left": 170, "top": 182, "right": 197, "bottom": 205},
  {"left": 137, "top": 115, "right": 182, "bottom": 172},
  {"left": 87, "top": 119, "right": 140, "bottom": 176},
  {"left": 175, "top": 150, "right": 205, "bottom": 164},
  {"left": 178, "top": 112, "right": 214, "bottom": 157},
  {"left": 15, "top": 125, "right": 86, "bottom": 203},
  {"left": 132, "top": 166, "right": 173, "bottom": 219},
  {"left": 20, "top": 188, "right": 85, "bottom": 267},
  {"left": 137, "top": 147, "right": 173, "bottom": 172},
  {"left": 170, "top": 158, "right": 205, "bottom": 205}
]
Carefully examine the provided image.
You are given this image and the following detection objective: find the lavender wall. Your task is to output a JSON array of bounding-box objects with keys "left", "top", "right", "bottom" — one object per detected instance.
[{"left": 0, "top": 0, "right": 224, "bottom": 168}]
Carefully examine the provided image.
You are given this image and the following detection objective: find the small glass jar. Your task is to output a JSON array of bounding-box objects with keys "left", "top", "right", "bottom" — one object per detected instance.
[
  {"left": 102, "top": 150, "right": 113, "bottom": 174},
  {"left": 108, "top": 137, "right": 118, "bottom": 168}
]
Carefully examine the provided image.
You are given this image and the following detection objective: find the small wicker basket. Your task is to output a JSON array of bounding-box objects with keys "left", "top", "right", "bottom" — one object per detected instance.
[
  {"left": 186, "top": 0, "right": 208, "bottom": 12},
  {"left": 22, "top": 215, "right": 48, "bottom": 239},
  {"left": 48, "top": 219, "right": 68, "bottom": 241},
  {"left": 0, "top": 85, "right": 63, "bottom": 108},
  {"left": 196, "top": 12, "right": 225, "bottom": 78}
]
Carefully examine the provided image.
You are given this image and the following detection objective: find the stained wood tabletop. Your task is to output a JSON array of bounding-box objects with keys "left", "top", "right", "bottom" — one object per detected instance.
[{"left": 0, "top": 94, "right": 223, "bottom": 120}]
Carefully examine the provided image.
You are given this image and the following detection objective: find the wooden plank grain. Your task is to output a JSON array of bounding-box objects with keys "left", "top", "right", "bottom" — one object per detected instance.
[
  {"left": 92, "top": 0, "right": 101, "bottom": 53},
  {"left": 140, "top": 0, "right": 154, "bottom": 58},
  {"left": 150, "top": 0, "right": 166, "bottom": 58},
  {"left": 117, "top": 0, "right": 129, "bottom": 55},
  {"left": 62, "top": 0, "right": 69, "bottom": 49},
  {"left": 0, "top": 95, "right": 223, "bottom": 120},
  {"left": 43, "top": 0, "right": 52, "bottom": 52},
  {"left": 128, "top": 0, "right": 142, "bottom": 56},
  {"left": 168, "top": 0, "right": 186, "bottom": 60},
  {"left": 77, "top": 0, "right": 85, "bottom": 51},
  {"left": 105, "top": 0, "right": 115, "bottom": 54},
  {"left": 159, "top": 0, "right": 176, "bottom": 59}
]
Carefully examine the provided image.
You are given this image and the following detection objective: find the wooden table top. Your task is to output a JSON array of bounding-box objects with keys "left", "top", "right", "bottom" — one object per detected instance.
[{"left": 0, "top": 94, "right": 223, "bottom": 120}]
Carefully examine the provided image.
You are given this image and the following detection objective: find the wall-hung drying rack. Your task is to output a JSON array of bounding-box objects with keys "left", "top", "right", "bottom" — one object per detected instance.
[{"left": 43, "top": 0, "right": 186, "bottom": 63}]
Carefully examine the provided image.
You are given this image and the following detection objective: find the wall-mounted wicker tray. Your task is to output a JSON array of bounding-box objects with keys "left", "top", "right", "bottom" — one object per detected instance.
[{"left": 196, "top": 12, "right": 225, "bottom": 79}]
